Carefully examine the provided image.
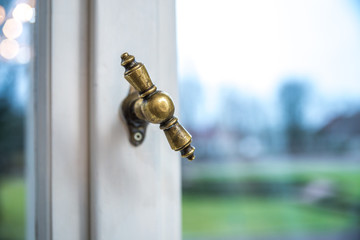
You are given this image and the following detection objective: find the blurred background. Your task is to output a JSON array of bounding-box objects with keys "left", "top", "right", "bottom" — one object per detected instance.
[
  {"left": 1, "top": 0, "right": 360, "bottom": 240},
  {"left": 0, "top": 0, "right": 34, "bottom": 239},
  {"left": 177, "top": 0, "right": 360, "bottom": 239}
]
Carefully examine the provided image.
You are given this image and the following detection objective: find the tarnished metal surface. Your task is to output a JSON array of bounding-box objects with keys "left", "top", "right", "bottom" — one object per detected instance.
[{"left": 121, "top": 52, "right": 195, "bottom": 160}]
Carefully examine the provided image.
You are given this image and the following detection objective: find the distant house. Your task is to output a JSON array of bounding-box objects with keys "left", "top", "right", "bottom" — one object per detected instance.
[
  {"left": 189, "top": 126, "right": 232, "bottom": 160},
  {"left": 189, "top": 125, "right": 266, "bottom": 161},
  {"left": 317, "top": 112, "right": 360, "bottom": 154}
]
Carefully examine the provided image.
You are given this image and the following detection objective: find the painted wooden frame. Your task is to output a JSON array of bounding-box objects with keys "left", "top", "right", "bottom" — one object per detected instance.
[{"left": 29, "top": 0, "right": 180, "bottom": 239}]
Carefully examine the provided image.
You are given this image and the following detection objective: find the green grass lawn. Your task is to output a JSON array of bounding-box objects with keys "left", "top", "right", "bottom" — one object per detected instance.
[
  {"left": 182, "top": 164, "right": 360, "bottom": 238},
  {"left": 0, "top": 178, "right": 25, "bottom": 240},
  {"left": 183, "top": 195, "right": 356, "bottom": 238}
]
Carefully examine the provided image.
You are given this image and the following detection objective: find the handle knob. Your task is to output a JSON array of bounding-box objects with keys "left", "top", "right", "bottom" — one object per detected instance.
[{"left": 121, "top": 53, "right": 195, "bottom": 161}]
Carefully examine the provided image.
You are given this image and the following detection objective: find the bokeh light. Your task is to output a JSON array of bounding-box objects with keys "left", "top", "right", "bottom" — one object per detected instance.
[
  {"left": 16, "top": 45, "right": 31, "bottom": 64},
  {"left": 3, "top": 18, "right": 23, "bottom": 39},
  {"left": 13, "top": 3, "right": 34, "bottom": 22},
  {"left": 0, "top": 38, "right": 20, "bottom": 59},
  {"left": 0, "top": 6, "right": 5, "bottom": 25},
  {"left": 27, "top": 0, "right": 36, "bottom": 8}
]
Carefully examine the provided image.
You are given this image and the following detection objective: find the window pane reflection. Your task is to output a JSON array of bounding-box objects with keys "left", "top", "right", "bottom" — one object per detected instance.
[
  {"left": 0, "top": 0, "right": 35, "bottom": 239},
  {"left": 177, "top": 1, "right": 360, "bottom": 239}
]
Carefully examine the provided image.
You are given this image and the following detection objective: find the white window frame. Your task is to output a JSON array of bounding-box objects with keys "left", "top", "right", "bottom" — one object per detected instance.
[{"left": 28, "top": 0, "right": 180, "bottom": 239}]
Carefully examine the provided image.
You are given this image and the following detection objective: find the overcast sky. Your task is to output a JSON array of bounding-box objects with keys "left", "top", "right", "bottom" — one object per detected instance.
[{"left": 176, "top": 0, "right": 360, "bottom": 127}]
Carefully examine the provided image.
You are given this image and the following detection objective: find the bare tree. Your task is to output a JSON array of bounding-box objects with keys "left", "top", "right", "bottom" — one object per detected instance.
[{"left": 279, "top": 80, "right": 308, "bottom": 154}]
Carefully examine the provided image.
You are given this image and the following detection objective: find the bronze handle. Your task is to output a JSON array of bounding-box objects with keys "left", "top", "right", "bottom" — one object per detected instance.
[{"left": 120, "top": 52, "right": 195, "bottom": 161}]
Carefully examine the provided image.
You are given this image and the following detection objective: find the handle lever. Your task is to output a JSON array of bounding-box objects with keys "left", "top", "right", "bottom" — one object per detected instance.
[{"left": 120, "top": 52, "right": 195, "bottom": 161}]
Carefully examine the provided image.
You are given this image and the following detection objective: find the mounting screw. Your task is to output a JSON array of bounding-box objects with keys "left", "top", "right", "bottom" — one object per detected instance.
[{"left": 134, "top": 132, "right": 143, "bottom": 142}]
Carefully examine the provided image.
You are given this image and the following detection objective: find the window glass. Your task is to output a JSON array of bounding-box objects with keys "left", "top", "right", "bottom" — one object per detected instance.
[
  {"left": 177, "top": 1, "right": 360, "bottom": 239},
  {"left": 0, "top": 0, "right": 35, "bottom": 239}
]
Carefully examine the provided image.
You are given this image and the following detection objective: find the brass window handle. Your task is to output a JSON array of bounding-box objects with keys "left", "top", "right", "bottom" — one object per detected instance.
[{"left": 120, "top": 53, "right": 195, "bottom": 161}]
